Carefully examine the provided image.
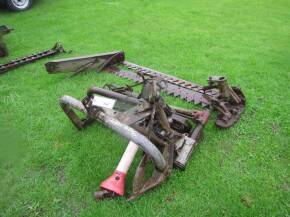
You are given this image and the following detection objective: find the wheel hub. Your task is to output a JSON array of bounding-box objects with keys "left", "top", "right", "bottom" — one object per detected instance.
[{"left": 11, "top": 0, "right": 29, "bottom": 9}]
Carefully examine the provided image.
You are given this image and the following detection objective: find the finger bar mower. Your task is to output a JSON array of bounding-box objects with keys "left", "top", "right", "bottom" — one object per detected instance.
[{"left": 47, "top": 51, "right": 246, "bottom": 200}]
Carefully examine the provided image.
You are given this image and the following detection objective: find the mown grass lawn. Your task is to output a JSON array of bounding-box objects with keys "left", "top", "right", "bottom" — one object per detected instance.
[{"left": 0, "top": 0, "right": 289, "bottom": 216}]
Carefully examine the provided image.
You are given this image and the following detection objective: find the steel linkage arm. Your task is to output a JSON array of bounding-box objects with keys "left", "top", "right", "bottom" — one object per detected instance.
[{"left": 87, "top": 87, "right": 142, "bottom": 105}]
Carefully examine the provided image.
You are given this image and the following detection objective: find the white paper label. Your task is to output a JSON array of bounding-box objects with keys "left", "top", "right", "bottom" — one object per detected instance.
[{"left": 92, "top": 95, "right": 116, "bottom": 109}]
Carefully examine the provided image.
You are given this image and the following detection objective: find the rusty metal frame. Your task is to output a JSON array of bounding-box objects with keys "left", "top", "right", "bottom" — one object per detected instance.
[
  {"left": 47, "top": 50, "right": 246, "bottom": 201},
  {"left": 46, "top": 51, "right": 246, "bottom": 128},
  {"left": 59, "top": 78, "right": 210, "bottom": 200}
]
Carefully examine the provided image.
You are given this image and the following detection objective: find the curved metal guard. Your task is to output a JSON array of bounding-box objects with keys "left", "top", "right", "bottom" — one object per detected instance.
[{"left": 59, "top": 95, "right": 89, "bottom": 130}]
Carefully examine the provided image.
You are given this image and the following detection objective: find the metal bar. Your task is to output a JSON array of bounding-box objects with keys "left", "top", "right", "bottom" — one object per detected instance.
[
  {"left": 59, "top": 95, "right": 88, "bottom": 130},
  {"left": 0, "top": 43, "right": 65, "bottom": 74},
  {"left": 45, "top": 51, "right": 124, "bottom": 74},
  {"left": 87, "top": 87, "right": 142, "bottom": 105},
  {"left": 94, "top": 111, "right": 166, "bottom": 172}
]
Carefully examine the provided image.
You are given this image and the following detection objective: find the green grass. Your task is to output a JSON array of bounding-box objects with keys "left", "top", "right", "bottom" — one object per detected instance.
[{"left": 0, "top": 0, "right": 289, "bottom": 216}]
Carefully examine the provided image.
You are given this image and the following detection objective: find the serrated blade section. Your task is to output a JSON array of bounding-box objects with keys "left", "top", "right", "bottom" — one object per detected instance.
[
  {"left": 108, "top": 66, "right": 142, "bottom": 83},
  {"left": 107, "top": 64, "right": 211, "bottom": 106}
]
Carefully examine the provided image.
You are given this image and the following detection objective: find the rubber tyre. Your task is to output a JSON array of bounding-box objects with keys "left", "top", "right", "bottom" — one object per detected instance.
[{"left": 6, "top": 0, "right": 32, "bottom": 11}]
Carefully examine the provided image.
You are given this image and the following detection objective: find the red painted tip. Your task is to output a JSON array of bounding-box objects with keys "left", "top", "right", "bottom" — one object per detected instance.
[{"left": 100, "top": 170, "right": 126, "bottom": 196}]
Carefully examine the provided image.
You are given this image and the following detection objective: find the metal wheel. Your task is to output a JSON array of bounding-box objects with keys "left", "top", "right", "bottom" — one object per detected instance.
[{"left": 6, "top": 0, "right": 32, "bottom": 11}]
